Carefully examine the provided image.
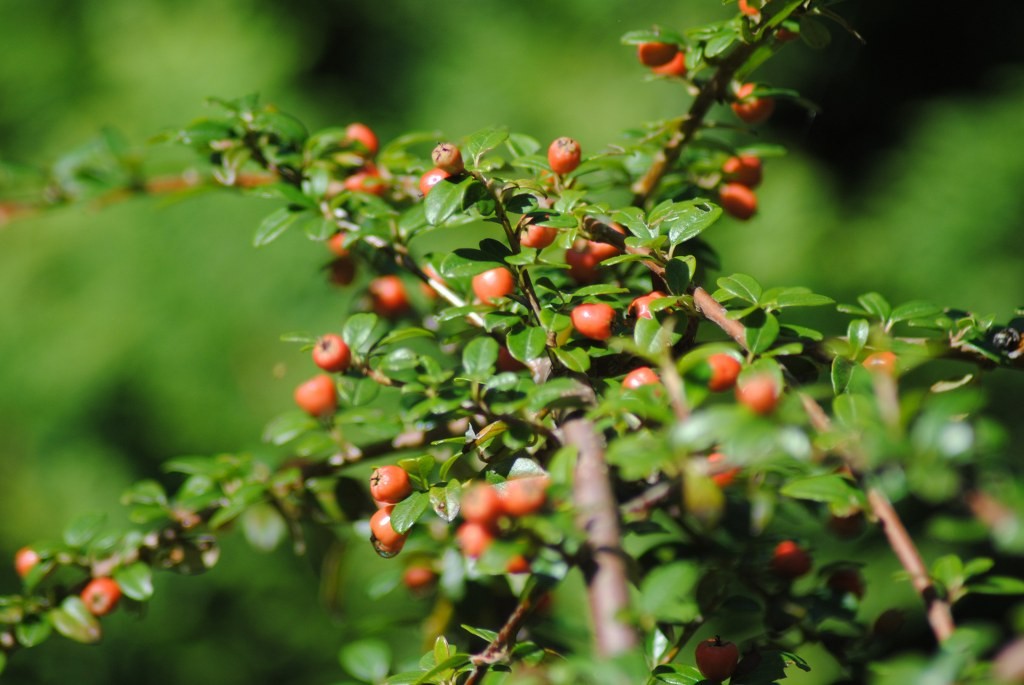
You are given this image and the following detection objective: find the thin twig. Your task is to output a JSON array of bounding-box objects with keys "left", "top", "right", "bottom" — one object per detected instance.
[
  {"left": 464, "top": 589, "right": 543, "bottom": 685},
  {"left": 561, "top": 418, "right": 638, "bottom": 657}
]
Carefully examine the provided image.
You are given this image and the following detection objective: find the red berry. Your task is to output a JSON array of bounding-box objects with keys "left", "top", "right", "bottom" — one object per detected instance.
[
  {"left": 731, "top": 83, "right": 775, "bottom": 124},
  {"left": 343, "top": 170, "right": 387, "bottom": 196},
  {"left": 565, "top": 247, "right": 600, "bottom": 284},
  {"left": 771, "top": 540, "right": 812, "bottom": 579},
  {"left": 571, "top": 303, "right": 616, "bottom": 341},
  {"left": 403, "top": 566, "right": 436, "bottom": 591},
  {"left": 720, "top": 183, "right": 758, "bottom": 220},
  {"left": 81, "top": 577, "right": 122, "bottom": 616},
  {"left": 294, "top": 375, "right": 338, "bottom": 417},
  {"left": 737, "top": 0, "right": 760, "bottom": 16},
  {"left": 722, "top": 154, "right": 762, "bottom": 188},
  {"left": 695, "top": 636, "right": 740, "bottom": 682},
  {"left": 637, "top": 41, "right": 679, "bottom": 67},
  {"left": 520, "top": 223, "right": 558, "bottom": 249},
  {"left": 419, "top": 167, "right": 451, "bottom": 196},
  {"left": 548, "top": 137, "right": 582, "bottom": 175},
  {"left": 500, "top": 477, "right": 548, "bottom": 517},
  {"left": 497, "top": 346, "right": 526, "bottom": 373},
  {"left": 472, "top": 267, "right": 516, "bottom": 305},
  {"left": 651, "top": 51, "right": 688, "bottom": 77},
  {"left": 328, "top": 257, "right": 356, "bottom": 286},
  {"left": 862, "top": 351, "right": 898, "bottom": 376},
  {"left": 629, "top": 291, "right": 668, "bottom": 319},
  {"left": 312, "top": 334, "right": 352, "bottom": 373},
  {"left": 345, "top": 123, "right": 379, "bottom": 157},
  {"left": 586, "top": 223, "right": 627, "bottom": 263},
  {"left": 735, "top": 374, "right": 779, "bottom": 414},
  {"left": 776, "top": 27, "right": 800, "bottom": 42},
  {"left": 369, "top": 275, "right": 410, "bottom": 318},
  {"left": 431, "top": 142, "right": 465, "bottom": 174},
  {"left": 14, "top": 547, "right": 39, "bottom": 578},
  {"left": 707, "top": 353, "right": 742, "bottom": 392},
  {"left": 370, "top": 465, "right": 412, "bottom": 504},
  {"left": 461, "top": 483, "right": 503, "bottom": 526},
  {"left": 707, "top": 452, "right": 741, "bottom": 488},
  {"left": 506, "top": 554, "right": 531, "bottom": 575},
  {"left": 370, "top": 506, "right": 407, "bottom": 549},
  {"left": 326, "top": 232, "right": 349, "bottom": 257},
  {"left": 827, "top": 568, "right": 865, "bottom": 598},
  {"left": 456, "top": 522, "right": 495, "bottom": 559},
  {"left": 622, "top": 367, "right": 660, "bottom": 389}
]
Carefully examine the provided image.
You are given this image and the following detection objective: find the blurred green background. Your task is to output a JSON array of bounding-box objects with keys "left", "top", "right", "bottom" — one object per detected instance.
[{"left": 1, "top": 1, "right": 1022, "bottom": 683}]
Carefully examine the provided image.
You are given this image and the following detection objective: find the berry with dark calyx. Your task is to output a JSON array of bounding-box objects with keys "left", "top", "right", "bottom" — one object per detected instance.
[
  {"left": 719, "top": 182, "right": 758, "bottom": 220},
  {"left": 651, "top": 51, "right": 687, "bottom": 77},
  {"left": 419, "top": 167, "right": 451, "bottom": 196},
  {"left": 461, "top": 482, "right": 503, "bottom": 526},
  {"left": 862, "top": 351, "right": 898, "bottom": 376},
  {"left": 571, "top": 303, "right": 616, "bottom": 341},
  {"left": 326, "top": 232, "right": 349, "bottom": 257},
  {"left": 14, "top": 547, "right": 40, "bottom": 578},
  {"left": 81, "top": 577, "right": 122, "bottom": 616},
  {"left": 706, "top": 353, "right": 742, "bottom": 392},
  {"left": 637, "top": 41, "right": 679, "bottom": 67},
  {"left": 629, "top": 291, "right": 668, "bottom": 319},
  {"left": 472, "top": 267, "right": 516, "bottom": 305},
  {"left": 370, "top": 465, "right": 412, "bottom": 504},
  {"left": 500, "top": 477, "right": 548, "bottom": 517},
  {"left": 548, "top": 137, "right": 582, "bottom": 175},
  {"left": 294, "top": 375, "right": 338, "bottom": 417},
  {"left": 370, "top": 506, "right": 407, "bottom": 549},
  {"left": 695, "top": 636, "right": 740, "bottom": 682},
  {"left": 456, "top": 521, "right": 494, "bottom": 559},
  {"left": 731, "top": 83, "right": 775, "bottom": 125},
  {"left": 312, "top": 334, "right": 352, "bottom": 373},
  {"left": 736, "top": 374, "right": 779, "bottom": 414},
  {"left": 345, "top": 122, "right": 379, "bottom": 157},
  {"left": 369, "top": 275, "right": 410, "bottom": 318},
  {"left": 431, "top": 142, "right": 465, "bottom": 174},
  {"left": 722, "top": 154, "right": 762, "bottom": 188},
  {"left": 827, "top": 568, "right": 865, "bottom": 598},
  {"left": 771, "top": 540, "right": 812, "bottom": 579},
  {"left": 622, "top": 367, "right": 660, "bottom": 389}
]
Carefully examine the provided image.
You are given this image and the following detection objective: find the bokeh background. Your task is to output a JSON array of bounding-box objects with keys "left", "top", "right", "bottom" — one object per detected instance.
[{"left": 1, "top": 1, "right": 1022, "bottom": 683}]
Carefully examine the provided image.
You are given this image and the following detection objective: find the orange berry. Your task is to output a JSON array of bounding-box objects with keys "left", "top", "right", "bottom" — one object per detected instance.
[
  {"left": 547, "top": 137, "right": 582, "bottom": 175},
  {"left": 403, "top": 566, "right": 437, "bottom": 591},
  {"left": 431, "top": 142, "right": 465, "bottom": 174},
  {"left": 622, "top": 367, "right": 660, "bottom": 389},
  {"left": 707, "top": 353, "right": 742, "bottom": 392},
  {"left": 369, "top": 275, "right": 410, "bottom": 318},
  {"left": 637, "top": 41, "right": 679, "bottom": 68},
  {"left": 345, "top": 123, "right": 379, "bottom": 157},
  {"left": 500, "top": 477, "right": 548, "bottom": 517},
  {"left": 862, "top": 351, "right": 898, "bottom": 376},
  {"left": 81, "top": 577, "right": 122, "bottom": 616},
  {"left": 456, "top": 522, "right": 495, "bottom": 559},
  {"left": 370, "top": 506, "right": 407, "bottom": 549},
  {"left": 722, "top": 154, "right": 763, "bottom": 188},
  {"left": 735, "top": 374, "right": 779, "bottom": 415},
  {"left": 571, "top": 303, "right": 616, "bottom": 341},
  {"left": 419, "top": 167, "right": 451, "bottom": 196},
  {"left": 472, "top": 267, "right": 516, "bottom": 305},
  {"left": 629, "top": 291, "right": 668, "bottom": 319},
  {"left": 720, "top": 183, "right": 758, "bottom": 220},
  {"left": 651, "top": 51, "right": 688, "bottom": 77},
  {"left": 294, "top": 375, "right": 338, "bottom": 417},
  {"left": 14, "top": 547, "right": 39, "bottom": 578},
  {"left": 731, "top": 83, "right": 775, "bottom": 125},
  {"left": 312, "top": 334, "right": 352, "bottom": 373},
  {"left": 461, "top": 483, "right": 503, "bottom": 526},
  {"left": 326, "top": 232, "right": 349, "bottom": 257},
  {"left": 370, "top": 465, "right": 412, "bottom": 504},
  {"left": 771, "top": 540, "right": 812, "bottom": 579}
]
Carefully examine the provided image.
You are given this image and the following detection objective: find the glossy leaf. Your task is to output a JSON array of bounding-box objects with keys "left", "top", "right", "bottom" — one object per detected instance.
[
  {"left": 49, "top": 597, "right": 101, "bottom": 645},
  {"left": 339, "top": 639, "right": 391, "bottom": 683},
  {"left": 390, "top": 491, "right": 430, "bottom": 534},
  {"left": 253, "top": 207, "right": 306, "bottom": 247},
  {"left": 462, "top": 336, "right": 499, "bottom": 379},
  {"left": 114, "top": 562, "right": 155, "bottom": 601},
  {"left": 465, "top": 126, "right": 509, "bottom": 166},
  {"left": 507, "top": 326, "right": 547, "bottom": 362}
]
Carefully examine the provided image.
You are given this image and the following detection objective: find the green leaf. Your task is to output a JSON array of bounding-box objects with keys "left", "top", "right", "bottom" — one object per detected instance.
[
  {"left": 651, "top": 664, "right": 702, "bottom": 685},
  {"left": 716, "top": 273, "right": 762, "bottom": 305},
  {"left": 390, "top": 491, "right": 430, "bottom": 534},
  {"left": 343, "top": 312, "right": 383, "bottom": 355},
  {"left": 339, "top": 639, "right": 392, "bottom": 683},
  {"left": 113, "top": 562, "right": 154, "bottom": 601},
  {"left": 634, "top": 316, "right": 678, "bottom": 356},
  {"left": 16, "top": 618, "right": 52, "bottom": 648},
  {"left": 63, "top": 513, "right": 106, "bottom": 548},
  {"left": 639, "top": 562, "right": 699, "bottom": 623},
  {"left": 527, "top": 378, "right": 590, "bottom": 412},
  {"left": 611, "top": 206, "right": 650, "bottom": 238},
  {"left": 121, "top": 480, "right": 168, "bottom": 507},
  {"left": 552, "top": 346, "right": 591, "bottom": 373},
  {"left": 247, "top": 182, "right": 315, "bottom": 208},
  {"left": 241, "top": 502, "right": 287, "bottom": 552},
  {"left": 430, "top": 481, "right": 461, "bottom": 522},
  {"left": 648, "top": 199, "right": 721, "bottom": 246},
  {"left": 831, "top": 357, "right": 854, "bottom": 395},
  {"left": 798, "top": 16, "right": 831, "bottom": 49},
  {"left": 465, "top": 126, "right": 509, "bottom": 166},
  {"left": 253, "top": 207, "right": 306, "bottom": 247},
  {"left": 619, "top": 29, "right": 685, "bottom": 45},
  {"left": 780, "top": 475, "right": 863, "bottom": 509},
  {"left": 962, "top": 557, "right": 995, "bottom": 578},
  {"left": 262, "top": 411, "right": 317, "bottom": 446},
  {"left": 770, "top": 288, "right": 835, "bottom": 309},
  {"left": 49, "top": 596, "right": 102, "bottom": 644},
  {"left": 745, "top": 310, "right": 780, "bottom": 355},
  {"left": 857, "top": 292, "right": 892, "bottom": 322},
  {"left": 425, "top": 174, "right": 475, "bottom": 226},
  {"left": 507, "top": 326, "right": 547, "bottom": 362},
  {"left": 462, "top": 337, "right": 499, "bottom": 378},
  {"left": 969, "top": 576, "right": 1024, "bottom": 595},
  {"left": 338, "top": 376, "right": 381, "bottom": 407},
  {"left": 891, "top": 300, "right": 943, "bottom": 324},
  {"left": 847, "top": 318, "right": 869, "bottom": 356},
  {"left": 377, "top": 327, "right": 435, "bottom": 347},
  {"left": 665, "top": 256, "right": 695, "bottom": 295}
]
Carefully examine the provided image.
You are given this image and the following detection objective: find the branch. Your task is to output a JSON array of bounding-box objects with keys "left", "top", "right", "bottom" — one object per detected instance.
[
  {"left": 561, "top": 417, "right": 638, "bottom": 657},
  {"left": 464, "top": 588, "right": 544, "bottom": 685}
]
